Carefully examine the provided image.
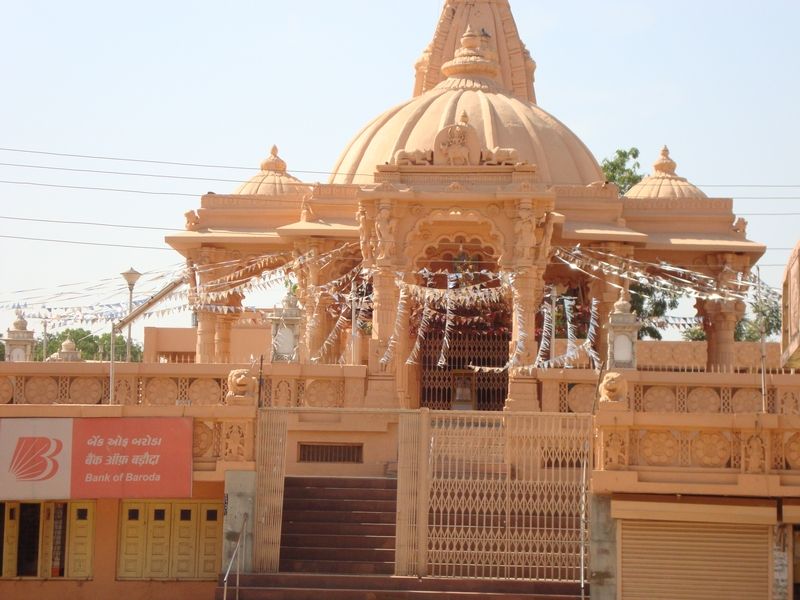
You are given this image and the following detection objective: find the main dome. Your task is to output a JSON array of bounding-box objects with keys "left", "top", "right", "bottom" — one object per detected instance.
[{"left": 330, "top": 27, "right": 602, "bottom": 186}]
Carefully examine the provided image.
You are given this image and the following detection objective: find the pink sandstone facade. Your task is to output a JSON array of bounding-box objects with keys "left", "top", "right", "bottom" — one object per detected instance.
[{"left": 1, "top": 1, "right": 798, "bottom": 599}]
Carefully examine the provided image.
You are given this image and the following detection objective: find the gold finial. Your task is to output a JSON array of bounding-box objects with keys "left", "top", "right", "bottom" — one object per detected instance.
[
  {"left": 653, "top": 145, "right": 677, "bottom": 176},
  {"left": 260, "top": 144, "right": 287, "bottom": 173}
]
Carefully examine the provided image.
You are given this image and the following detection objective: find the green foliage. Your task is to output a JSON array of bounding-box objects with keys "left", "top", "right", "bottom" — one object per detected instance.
[
  {"left": 681, "top": 296, "right": 782, "bottom": 342},
  {"left": 0, "top": 343, "right": 4, "bottom": 361},
  {"left": 630, "top": 283, "right": 680, "bottom": 340},
  {"left": 601, "top": 147, "right": 643, "bottom": 195},
  {"left": 33, "top": 328, "right": 142, "bottom": 361}
]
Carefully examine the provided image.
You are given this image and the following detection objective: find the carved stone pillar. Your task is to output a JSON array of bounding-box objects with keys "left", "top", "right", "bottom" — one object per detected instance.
[
  {"left": 588, "top": 243, "right": 631, "bottom": 365},
  {"left": 215, "top": 315, "right": 234, "bottom": 364},
  {"left": 369, "top": 267, "right": 399, "bottom": 374},
  {"left": 698, "top": 298, "right": 746, "bottom": 369},
  {"left": 506, "top": 267, "right": 545, "bottom": 412},
  {"left": 196, "top": 311, "right": 216, "bottom": 364}
]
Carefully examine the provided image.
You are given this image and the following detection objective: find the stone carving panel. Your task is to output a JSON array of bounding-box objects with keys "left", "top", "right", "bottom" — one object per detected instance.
[
  {"left": 567, "top": 384, "right": 595, "bottom": 413},
  {"left": 779, "top": 389, "right": 800, "bottom": 415},
  {"left": 304, "top": 379, "right": 343, "bottom": 408},
  {"left": 640, "top": 431, "right": 679, "bottom": 466},
  {"left": 691, "top": 432, "right": 730, "bottom": 467},
  {"left": 604, "top": 432, "right": 626, "bottom": 470},
  {"left": 115, "top": 379, "right": 135, "bottom": 405},
  {"left": 731, "top": 388, "right": 762, "bottom": 413},
  {"left": 25, "top": 376, "right": 58, "bottom": 404},
  {"left": 687, "top": 387, "right": 721, "bottom": 413},
  {"left": 193, "top": 421, "right": 214, "bottom": 458},
  {"left": 643, "top": 386, "right": 676, "bottom": 412},
  {"left": 188, "top": 378, "right": 222, "bottom": 405},
  {"left": 68, "top": 377, "right": 102, "bottom": 404},
  {"left": 274, "top": 380, "right": 292, "bottom": 407},
  {"left": 222, "top": 422, "right": 249, "bottom": 461},
  {"left": 145, "top": 377, "right": 178, "bottom": 405},
  {"left": 744, "top": 434, "right": 765, "bottom": 473},
  {"left": 784, "top": 433, "right": 800, "bottom": 470},
  {"left": 0, "top": 376, "right": 13, "bottom": 403}
]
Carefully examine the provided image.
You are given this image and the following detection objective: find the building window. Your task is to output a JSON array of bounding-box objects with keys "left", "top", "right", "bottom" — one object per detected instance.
[{"left": 1, "top": 501, "right": 94, "bottom": 579}]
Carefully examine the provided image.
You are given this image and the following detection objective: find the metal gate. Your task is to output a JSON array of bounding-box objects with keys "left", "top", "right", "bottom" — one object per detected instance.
[
  {"left": 420, "top": 333, "right": 509, "bottom": 411},
  {"left": 396, "top": 410, "right": 592, "bottom": 581}
]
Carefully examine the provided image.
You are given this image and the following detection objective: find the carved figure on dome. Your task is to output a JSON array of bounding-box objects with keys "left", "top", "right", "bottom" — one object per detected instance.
[
  {"left": 184, "top": 210, "right": 200, "bottom": 231},
  {"left": 394, "top": 149, "right": 433, "bottom": 166},
  {"left": 481, "top": 147, "right": 520, "bottom": 166},
  {"left": 732, "top": 217, "right": 748, "bottom": 235},
  {"left": 433, "top": 111, "right": 481, "bottom": 166},
  {"left": 375, "top": 206, "right": 396, "bottom": 260},
  {"left": 225, "top": 368, "right": 258, "bottom": 406},
  {"left": 599, "top": 372, "right": 628, "bottom": 406},
  {"left": 514, "top": 208, "right": 534, "bottom": 260},
  {"left": 357, "top": 208, "right": 373, "bottom": 263}
]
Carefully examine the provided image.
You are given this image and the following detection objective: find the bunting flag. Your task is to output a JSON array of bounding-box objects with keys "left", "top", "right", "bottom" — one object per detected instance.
[{"left": 380, "top": 284, "right": 410, "bottom": 366}]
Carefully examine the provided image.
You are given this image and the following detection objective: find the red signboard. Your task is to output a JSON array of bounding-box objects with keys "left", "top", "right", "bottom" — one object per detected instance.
[{"left": 0, "top": 417, "right": 193, "bottom": 499}]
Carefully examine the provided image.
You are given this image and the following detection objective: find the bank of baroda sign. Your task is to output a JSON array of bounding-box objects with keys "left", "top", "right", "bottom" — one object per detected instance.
[{"left": 0, "top": 417, "right": 192, "bottom": 499}]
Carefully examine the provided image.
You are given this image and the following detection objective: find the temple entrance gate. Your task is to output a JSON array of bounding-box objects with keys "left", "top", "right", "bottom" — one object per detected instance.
[{"left": 396, "top": 410, "right": 592, "bottom": 581}]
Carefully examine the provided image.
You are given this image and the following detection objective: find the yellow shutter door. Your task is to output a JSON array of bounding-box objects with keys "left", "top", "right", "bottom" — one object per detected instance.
[
  {"left": 2, "top": 502, "right": 19, "bottom": 578},
  {"left": 170, "top": 503, "right": 198, "bottom": 578},
  {"left": 39, "top": 502, "right": 54, "bottom": 578},
  {"left": 144, "top": 502, "right": 172, "bottom": 578},
  {"left": 65, "top": 502, "right": 94, "bottom": 578},
  {"left": 197, "top": 503, "right": 223, "bottom": 579},
  {"left": 620, "top": 520, "right": 770, "bottom": 600},
  {"left": 117, "top": 502, "right": 147, "bottom": 579}
]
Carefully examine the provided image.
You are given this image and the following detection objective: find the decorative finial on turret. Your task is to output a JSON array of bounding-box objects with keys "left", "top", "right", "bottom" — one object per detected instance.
[
  {"left": 440, "top": 26, "right": 501, "bottom": 82},
  {"left": 653, "top": 145, "right": 677, "bottom": 176},
  {"left": 260, "top": 144, "right": 287, "bottom": 173},
  {"left": 459, "top": 110, "right": 469, "bottom": 126}
]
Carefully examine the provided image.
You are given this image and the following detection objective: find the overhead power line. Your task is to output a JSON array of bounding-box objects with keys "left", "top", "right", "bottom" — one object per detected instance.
[
  {"left": 0, "top": 235, "right": 172, "bottom": 251},
  {"left": 2, "top": 146, "right": 800, "bottom": 188},
  {"left": 0, "top": 215, "right": 181, "bottom": 232}
]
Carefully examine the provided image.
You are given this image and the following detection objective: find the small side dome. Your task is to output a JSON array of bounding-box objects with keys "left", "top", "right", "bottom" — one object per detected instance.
[
  {"left": 625, "top": 146, "right": 707, "bottom": 199},
  {"left": 233, "top": 146, "right": 310, "bottom": 197},
  {"left": 12, "top": 311, "right": 28, "bottom": 331},
  {"left": 61, "top": 339, "right": 76, "bottom": 352}
]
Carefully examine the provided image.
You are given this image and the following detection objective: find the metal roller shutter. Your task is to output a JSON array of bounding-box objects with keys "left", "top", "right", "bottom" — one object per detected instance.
[{"left": 620, "top": 520, "right": 770, "bottom": 600}]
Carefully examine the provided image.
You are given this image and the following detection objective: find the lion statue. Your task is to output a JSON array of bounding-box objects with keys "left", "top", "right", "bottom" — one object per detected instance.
[
  {"left": 599, "top": 372, "right": 628, "bottom": 406},
  {"left": 225, "top": 369, "right": 257, "bottom": 406}
]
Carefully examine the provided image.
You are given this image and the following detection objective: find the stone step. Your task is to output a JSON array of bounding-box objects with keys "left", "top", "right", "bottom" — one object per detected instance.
[
  {"left": 283, "top": 485, "right": 398, "bottom": 501},
  {"left": 281, "top": 546, "right": 395, "bottom": 562},
  {"left": 281, "top": 533, "right": 395, "bottom": 549},
  {"left": 282, "top": 498, "right": 397, "bottom": 512},
  {"left": 216, "top": 574, "right": 584, "bottom": 599},
  {"left": 279, "top": 559, "right": 395, "bottom": 575},
  {"left": 282, "top": 509, "right": 396, "bottom": 524},
  {"left": 284, "top": 476, "right": 397, "bottom": 490},
  {"left": 281, "top": 521, "right": 396, "bottom": 536},
  {"left": 215, "top": 587, "right": 583, "bottom": 599}
]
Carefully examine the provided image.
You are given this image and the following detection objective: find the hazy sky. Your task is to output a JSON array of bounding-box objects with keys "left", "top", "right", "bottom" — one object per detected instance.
[{"left": 1, "top": 0, "right": 798, "bottom": 342}]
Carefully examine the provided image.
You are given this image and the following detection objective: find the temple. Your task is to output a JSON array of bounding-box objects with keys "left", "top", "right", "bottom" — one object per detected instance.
[{"left": 1, "top": 1, "right": 797, "bottom": 599}]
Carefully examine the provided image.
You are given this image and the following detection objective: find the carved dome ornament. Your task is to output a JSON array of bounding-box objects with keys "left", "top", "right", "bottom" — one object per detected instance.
[
  {"left": 68, "top": 377, "right": 103, "bottom": 404},
  {"left": 687, "top": 387, "right": 721, "bottom": 413},
  {"left": 145, "top": 377, "right": 179, "bottom": 405},
  {"left": 691, "top": 432, "right": 730, "bottom": 468},
  {"left": 304, "top": 379, "right": 342, "bottom": 408},
  {"left": 25, "top": 376, "right": 59, "bottom": 404},
  {"left": 233, "top": 145, "right": 310, "bottom": 196},
  {"left": 0, "top": 376, "right": 13, "bottom": 404},
  {"left": 188, "top": 378, "right": 222, "bottom": 406},
  {"left": 567, "top": 384, "right": 595, "bottom": 413},
  {"left": 643, "top": 386, "right": 677, "bottom": 413},
  {"left": 731, "top": 388, "right": 762, "bottom": 413},
  {"left": 640, "top": 431, "right": 679, "bottom": 466}
]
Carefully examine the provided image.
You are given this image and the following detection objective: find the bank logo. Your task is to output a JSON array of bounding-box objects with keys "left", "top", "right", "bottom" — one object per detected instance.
[{"left": 9, "top": 437, "right": 63, "bottom": 481}]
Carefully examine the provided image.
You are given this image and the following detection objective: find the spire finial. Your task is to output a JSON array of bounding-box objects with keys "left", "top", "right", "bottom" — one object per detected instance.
[
  {"left": 440, "top": 26, "right": 501, "bottom": 82},
  {"left": 653, "top": 145, "right": 677, "bottom": 176},
  {"left": 260, "top": 144, "right": 287, "bottom": 173}
]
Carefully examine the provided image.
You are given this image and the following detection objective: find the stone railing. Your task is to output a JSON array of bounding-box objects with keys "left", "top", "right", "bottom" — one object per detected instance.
[
  {"left": 635, "top": 340, "right": 782, "bottom": 371},
  {"left": 593, "top": 405, "right": 800, "bottom": 497},
  {"left": 539, "top": 369, "right": 800, "bottom": 415},
  {"left": 0, "top": 362, "right": 367, "bottom": 408}
]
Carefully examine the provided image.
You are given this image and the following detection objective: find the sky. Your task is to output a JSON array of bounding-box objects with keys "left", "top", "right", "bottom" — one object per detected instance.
[{"left": 1, "top": 0, "right": 799, "bottom": 344}]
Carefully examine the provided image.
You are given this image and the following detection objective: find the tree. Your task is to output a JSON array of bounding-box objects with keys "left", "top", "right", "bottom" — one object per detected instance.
[
  {"left": 601, "top": 147, "right": 678, "bottom": 339},
  {"left": 601, "top": 147, "right": 642, "bottom": 195},
  {"left": 33, "top": 328, "right": 142, "bottom": 361},
  {"left": 682, "top": 296, "right": 782, "bottom": 342},
  {"left": 0, "top": 343, "right": 4, "bottom": 361}
]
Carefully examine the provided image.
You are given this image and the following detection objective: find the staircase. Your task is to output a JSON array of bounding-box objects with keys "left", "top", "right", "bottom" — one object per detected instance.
[
  {"left": 214, "top": 476, "right": 585, "bottom": 599},
  {"left": 280, "top": 476, "right": 397, "bottom": 575}
]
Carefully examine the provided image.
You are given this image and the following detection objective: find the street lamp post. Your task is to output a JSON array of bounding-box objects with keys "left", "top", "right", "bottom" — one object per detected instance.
[{"left": 120, "top": 268, "right": 142, "bottom": 362}]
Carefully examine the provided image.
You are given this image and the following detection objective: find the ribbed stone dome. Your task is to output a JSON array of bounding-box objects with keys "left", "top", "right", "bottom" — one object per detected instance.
[
  {"left": 330, "top": 28, "right": 603, "bottom": 186},
  {"left": 625, "top": 146, "right": 707, "bottom": 199},
  {"left": 234, "top": 146, "right": 310, "bottom": 197}
]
